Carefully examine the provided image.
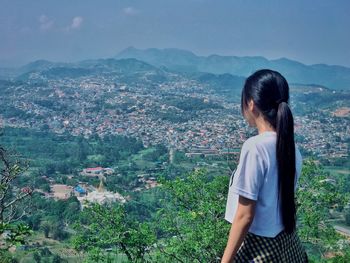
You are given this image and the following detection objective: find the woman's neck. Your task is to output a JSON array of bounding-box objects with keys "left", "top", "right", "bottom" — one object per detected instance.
[{"left": 255, "top": 116, "right": 276, "bottom": 134}]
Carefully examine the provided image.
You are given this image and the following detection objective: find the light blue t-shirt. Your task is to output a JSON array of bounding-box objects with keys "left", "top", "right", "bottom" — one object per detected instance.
[{"left": 224, "top": 130, "right": 303, "bottom": 237}]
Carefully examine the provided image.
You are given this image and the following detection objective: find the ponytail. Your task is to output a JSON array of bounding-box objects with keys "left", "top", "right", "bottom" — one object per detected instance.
[{"left": 276, "top": 101, "right": 296, "bottom": 234}]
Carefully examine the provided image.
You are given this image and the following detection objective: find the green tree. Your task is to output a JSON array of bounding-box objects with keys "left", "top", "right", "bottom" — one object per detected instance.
[
  {"left": 71, "top": 159, "right": 349, "bottom": 262},
  {"left": 71, "top": 202, "right": 156, "bottom": 262},
  {"left": 152, "top": 168, "right": 230, "bottom": 262},
  {"left": 52, "top": 254, "right": 62, "bottom": 263},
  {"left": 0, "top": 144, "right": 33, "bottom": 251},
  {"left": 33, "top": 251, "right": 41, "bottom": 263},
  {"left": 345, "top": 209, "right": 350, "bottom": 226},
  {"left": 40, "top": 221, "right": 51, "bottom": 238},
  {"left": 296, "top": 159, "right": 350, "bottom": 259},
  {"left": 40, "top": 247, "right": 52, "bottom": 257},
  {"left": 0, "top": 250, "right": 19, "bottom": 263},
  {"left": 27, "top": 214, "right": 42, "bottom": 231},
  {"left": 51, "top": 222, "right": 68, "bottom": 241}
]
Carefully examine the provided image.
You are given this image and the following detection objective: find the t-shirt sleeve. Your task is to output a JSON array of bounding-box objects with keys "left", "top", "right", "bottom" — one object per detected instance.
[
  {"left": 294, "top": 145, "right": 303, "bottom": 192},
  {"left": 231, "top": 142, "right": 265, "bottom": 201}
]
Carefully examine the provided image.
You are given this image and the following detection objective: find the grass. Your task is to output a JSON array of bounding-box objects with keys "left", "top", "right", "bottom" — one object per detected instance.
[{"left": 9, "top": 232, "right": 85, "bottom": 263}]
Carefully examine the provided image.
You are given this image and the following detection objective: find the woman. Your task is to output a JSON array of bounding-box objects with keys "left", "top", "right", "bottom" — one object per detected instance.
[{"left": 221, "top": 69, "right": 308, "bottom": 262}]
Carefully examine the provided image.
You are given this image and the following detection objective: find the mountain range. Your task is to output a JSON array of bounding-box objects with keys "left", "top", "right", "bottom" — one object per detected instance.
[
  {"left": 1, "top": 47, "right": 350, "bottom": 90},
  {"left": 116, "top": 47, "right": 350, "bottom": 90}
]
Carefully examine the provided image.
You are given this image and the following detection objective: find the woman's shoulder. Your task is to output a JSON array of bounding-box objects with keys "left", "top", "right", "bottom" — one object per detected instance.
[
  {"left": 241, "top": 132, "right": 302, "bottom": 157},
  {"left": 295, "top": 144, "right": 303, "bottom": 166},
  {"left": 239, "top": 136, "right": 267, "bottom": 162},
  {"left": 241, "top": 132, "right": 274, "bottom": 152},
  {"left": 241, "top": 135, "right": 259, "bottom": 153}
]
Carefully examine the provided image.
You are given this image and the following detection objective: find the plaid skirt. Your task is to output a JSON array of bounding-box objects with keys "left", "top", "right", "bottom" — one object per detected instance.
[{"left": 234, "top": 229, "right": 308, "bottom": 262}]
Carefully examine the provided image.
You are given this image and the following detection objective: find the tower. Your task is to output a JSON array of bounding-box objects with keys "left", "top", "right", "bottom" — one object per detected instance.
[{"left": 97, "top": 175, "right": 106, "bottom": 193}]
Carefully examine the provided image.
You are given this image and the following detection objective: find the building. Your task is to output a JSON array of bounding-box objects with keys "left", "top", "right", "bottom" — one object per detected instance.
[
  {"left": 81, "top": 167, "right": 115, "bottom": 177},
  {"left": 74, "top": 185, "right": 87, "bottom": 197},
  {"left": 77, "top": 177, "right": 126, "bottom": 209}
]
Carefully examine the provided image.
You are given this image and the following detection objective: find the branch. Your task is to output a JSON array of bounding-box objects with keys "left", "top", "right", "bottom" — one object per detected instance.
[
  {"left": 158, "top": 246, "right": 185, "bottom": 263},
  {"left": 4, "top": 191, "right": 31, "bottom": 210}
]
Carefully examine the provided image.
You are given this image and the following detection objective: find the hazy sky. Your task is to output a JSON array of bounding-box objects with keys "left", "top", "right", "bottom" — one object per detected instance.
[{"left": 1, "top": 0, "right": 349, "bottom": 67}]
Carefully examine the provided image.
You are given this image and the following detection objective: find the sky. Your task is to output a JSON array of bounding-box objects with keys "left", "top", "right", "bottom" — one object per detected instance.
[{"left": 1, "top": 0, "right": 349, "bottom": 67}]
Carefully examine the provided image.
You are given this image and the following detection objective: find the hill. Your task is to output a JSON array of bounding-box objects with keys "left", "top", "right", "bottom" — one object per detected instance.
[{"left": 116, "top": 46, "right": 350, "bottom": 90}]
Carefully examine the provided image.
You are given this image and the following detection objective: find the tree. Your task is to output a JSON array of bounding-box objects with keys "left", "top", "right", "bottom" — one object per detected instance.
[
  {"left": 0, "top": 143, "right": 33, "bottom": 250},
  {"left": 345, "top": 209, "right": 350, "bottom": 226},
  {"left": 0, "top": 250, "right": 19, "bottom": 263},
  {"left": 40, "top": 247, "right": 52, "bottom": 257},
  {"left": 71, "top": 159, "right": 349, "bottom": 262},
  {"left": 152, "top": 168, "right": 230, "bottom": 262},
  {"left": 40, "top": 221, "right": 51, "bottom": 238},
  {"left": 296, "top": 159, "right": 350, "bottom": 259},
  {"left": 154, "top": 161, "right": 350, "bottom": 262},
  {"left": 71, "top": 202, "right": 156, "bottom": 262},
  {"left": 63, "top": 200, "right": 80, "bottom": 223},
  {"left": 27, "top": 213, "right": 42, "bottom": 231},
  {"left": 52, "top": 254, "right": 63, "bottom": 263},
  {"left": 33, "top": 251, "right": 41, "bottom": 263},
  {"left": 51, "top": 222, "right": 68, "bottom": 241}
]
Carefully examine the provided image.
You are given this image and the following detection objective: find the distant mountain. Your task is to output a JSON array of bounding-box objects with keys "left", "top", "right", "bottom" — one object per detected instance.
[
  {"left": 8, "top": 51, "right": 350, "bottom": 91},
  {"left": 117, "top": 47, "right": 201, "bottom": 73},
  {"left": 0, "top": 60, "right": 69, "bottom": 80},
  {"left": 183, "top": 72, "right": 245, "bottom": 92},
  {"left": 15, "top": 58, "right": 171, "bottom": 83},
  {"left": 78, "top": 58, "right": 161, "bottom": 73},
  {"left": 18, "top": 60, "right": 69, "bottom": 75},
  {"left": 0, "top": 67, "right": 18, "bottom": 79},
  {"left": 116, "top": 47, "right": 350, "bottom": 90}
]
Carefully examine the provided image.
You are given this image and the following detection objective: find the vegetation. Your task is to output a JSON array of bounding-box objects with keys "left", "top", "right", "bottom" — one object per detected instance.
[
  {"left": 0, "top": 142, "right": 33, "bottom": 262},
  {"left": 0, "top": 127, "right": 144, "bottom": 171},
  {"left": 0, "top": 127, "right": 349, "bottom": 262},
  {"left": 71, "top": 163, "right": 350, "bottom": 262},
  {"left": 296, "top": 159, "right": 350, "bottom": 261}
]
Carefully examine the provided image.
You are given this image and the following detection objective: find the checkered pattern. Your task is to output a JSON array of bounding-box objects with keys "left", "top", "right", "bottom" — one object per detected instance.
[{"left": 234, "top": 229, "right": 308, "bottom": 262}]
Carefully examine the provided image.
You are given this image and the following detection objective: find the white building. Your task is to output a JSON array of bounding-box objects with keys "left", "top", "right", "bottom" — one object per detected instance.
[{"left": 77, "top": 177, "right": 126, "bottom": 209}]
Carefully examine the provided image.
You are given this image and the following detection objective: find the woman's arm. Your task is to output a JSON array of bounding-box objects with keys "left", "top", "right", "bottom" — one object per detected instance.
[{"left": 221, "top": 195, "right": 256, "bottom": 263}]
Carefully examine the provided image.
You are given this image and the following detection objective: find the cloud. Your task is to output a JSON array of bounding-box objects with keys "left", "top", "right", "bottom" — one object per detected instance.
[
  {"left": 71, "top": 16, "right": 83, "bottom": 29},
  {"left": 123, "top": 7, "right": 139, "bottom": 16},
  {"left": 63, "top": 16, "right": 84, "bottom": 32},
  {"left": 38, "top": 15, "right": 54, "bottom": 31}
]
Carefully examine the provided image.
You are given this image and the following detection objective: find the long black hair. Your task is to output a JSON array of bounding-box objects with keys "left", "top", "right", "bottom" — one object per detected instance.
[{"left": 241, "top": 69, "right": 296, "bottom": 234}]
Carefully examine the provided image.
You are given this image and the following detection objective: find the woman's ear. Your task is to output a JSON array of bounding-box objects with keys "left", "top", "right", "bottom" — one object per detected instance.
[
  {"left": 248, "top": 99, "right": 254, "bottom": 113},
  {"left": 249, "top": 99, "right": 260, "bottom": 118}
]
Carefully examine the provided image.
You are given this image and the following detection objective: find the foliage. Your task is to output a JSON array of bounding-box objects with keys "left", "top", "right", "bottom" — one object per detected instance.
[
  {"left": 0, "top": 127, "right": 144, "bottom": 172},
  {"left": 163, "top": 96, "right": 225, "bottom": 112},
  {"left": 2, "top": 124, "right": 349, "bottom": 262},
  {"left": 0, "top": 222, "right": 32, "bottom": 248},
  {"left": 152, "top": 167, "right": 230, "bottom": 263},
  {"left": 69, "top": 160, "right": 350, "bottom": 262},
  {"left": 52, "top": 254, "right": 63, "bottom": 263},
  {"left": 296, "top": 159, "right": 350, "bottom": 258},
  {"left": 71, "top": 202, "right": 157, "bottom": 263},
  {"left": 33, "top": 251, "right": 41, "bottom": 263},
  {"left": 345, "top": 209, "right": 350, "bottom": 226},
  {"left": 0, "top": 250, "right": 19, "bottom": 263},
  {"left": 0, "top": 143, "right": 33, "bottom": 251}
]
